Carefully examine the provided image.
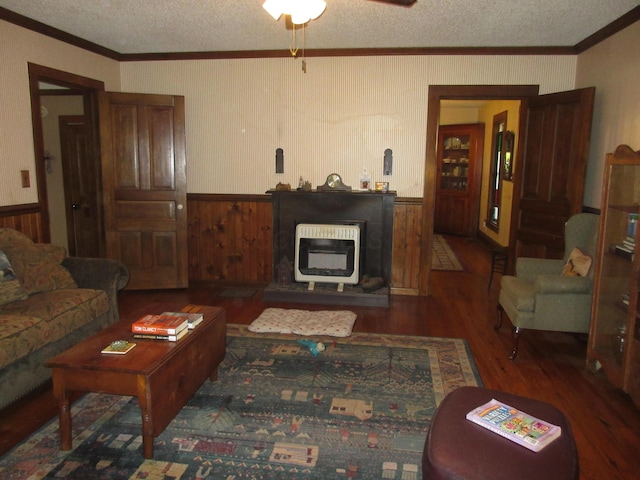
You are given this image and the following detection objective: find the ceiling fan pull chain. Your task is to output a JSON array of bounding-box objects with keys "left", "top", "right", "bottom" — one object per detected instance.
[
  {"left": 302, "top": 23, "right": 307, "bottom": 73},
  {"left": 290, "top": 23, "right": 299, "bottom": 57}
]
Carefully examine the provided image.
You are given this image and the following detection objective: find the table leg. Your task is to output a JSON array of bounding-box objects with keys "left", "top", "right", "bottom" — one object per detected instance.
[
  {"left": 138, "top": 379, "right": 155, "bottom": 459},
  {"left": 52, "top": 370, "right": 72, "bottom": 451},
  {"left": 141, "top": 409, "right": 154, "bottom": 459}
]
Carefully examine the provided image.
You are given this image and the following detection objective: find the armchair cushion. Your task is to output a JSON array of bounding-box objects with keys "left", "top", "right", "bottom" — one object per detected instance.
[
  {"left": 536, "top": 274, "right": 592, "bottom": 294},
  {"left": 515, "top": 257, "right": 564, "bottom": 281}
]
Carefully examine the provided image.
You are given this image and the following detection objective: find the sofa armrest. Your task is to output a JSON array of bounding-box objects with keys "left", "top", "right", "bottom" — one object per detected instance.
[
  {"left": 535, "top": 274, "right": 592, "bottom": 294},
  {"left": 62, "top": 257, "right": 129, "bottom": 322},
  {"left": 62, "top": 257, "right": 129, "bottom": 292}
]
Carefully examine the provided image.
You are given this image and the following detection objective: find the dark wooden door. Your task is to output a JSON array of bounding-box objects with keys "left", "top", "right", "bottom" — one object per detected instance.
[
  {"left": 510, "top": 87, "right": 595, "bottom": 260},
  {"left": 98, "top": 92, "right": 188, "bottom": 290},
  {"left": 59, "top": 115, "right": 101, "bottom": 258}
]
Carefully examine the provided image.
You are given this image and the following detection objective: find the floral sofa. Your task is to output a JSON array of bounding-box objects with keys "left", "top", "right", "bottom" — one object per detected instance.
[{"left": 0, "top": 228, "right": 129, "bottom": 409}]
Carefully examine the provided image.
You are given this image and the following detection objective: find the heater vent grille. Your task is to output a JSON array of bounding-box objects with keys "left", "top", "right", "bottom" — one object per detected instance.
[{"left": 294, "top": 223, "right": 361, "bottom": 285}]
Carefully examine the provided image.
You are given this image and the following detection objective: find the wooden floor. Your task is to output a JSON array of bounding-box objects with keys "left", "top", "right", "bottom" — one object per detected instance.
[{"left": 1, "top": 235, "right": 639, "bottom": 479}]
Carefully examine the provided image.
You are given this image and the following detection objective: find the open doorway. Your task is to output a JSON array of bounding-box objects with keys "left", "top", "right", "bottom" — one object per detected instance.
[
  {"left": 418, "top": 85, "right": 540, "bottom": 295},
  {"left": 28, "top": 63, "right": 105, "bottom": 256}
]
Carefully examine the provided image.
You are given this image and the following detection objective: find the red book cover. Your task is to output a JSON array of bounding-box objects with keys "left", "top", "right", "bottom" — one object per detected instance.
[{"left": 131, "top": 314, "right": 189, "bottom": 335}]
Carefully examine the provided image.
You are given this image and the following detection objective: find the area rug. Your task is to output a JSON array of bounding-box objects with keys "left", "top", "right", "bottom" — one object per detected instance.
[
  {"left": 0, "top": 325, "right": 482, "bottom": 480},
  {"left": 432, "top": 235, "right": 464, "bottom": 271},
  {"left": 248, "top": 308, "right": 357, "bottom": 337}
]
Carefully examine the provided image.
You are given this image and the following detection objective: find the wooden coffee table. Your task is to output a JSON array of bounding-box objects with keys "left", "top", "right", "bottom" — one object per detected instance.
[{"left": 45, "top": 304, "right": 226, "bottom": 459}]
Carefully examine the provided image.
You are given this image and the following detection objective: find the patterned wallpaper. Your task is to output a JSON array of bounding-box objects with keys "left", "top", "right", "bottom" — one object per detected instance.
[{"left": 120, "top": 55, "right": 576, "bottom": 198}]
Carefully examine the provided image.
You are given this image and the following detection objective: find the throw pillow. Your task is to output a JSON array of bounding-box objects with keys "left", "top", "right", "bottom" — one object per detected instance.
[
  {"left": 3, "top": 243, "right": 77, "bottom": 295},
  {"left": 0, "top": 250, "right": 28, "bottom": 305},
  {"left": 562, "top": 247, "right": 592, "bottom": 277}
]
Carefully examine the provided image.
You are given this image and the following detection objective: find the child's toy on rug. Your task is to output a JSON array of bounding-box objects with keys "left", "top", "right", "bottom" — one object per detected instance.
[{"left": 297, "top": 339, "right": 326, "bottom": 357}]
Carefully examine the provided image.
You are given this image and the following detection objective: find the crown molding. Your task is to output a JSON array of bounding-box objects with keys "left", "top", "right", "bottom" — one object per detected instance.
[
  {"left": 2, "top": 5, "right": 639, "bottom": 62},
  {"left": 574, "top": 5, "right": 640, "bottom": 53}
]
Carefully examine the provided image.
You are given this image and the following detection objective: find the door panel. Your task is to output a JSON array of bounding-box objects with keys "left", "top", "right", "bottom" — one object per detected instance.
[
  {"left": 99, "top": 92, "right": 188, "bottom": 289},
  {"left": 511, "top": 87, "right": 595, "bottom": 260}
]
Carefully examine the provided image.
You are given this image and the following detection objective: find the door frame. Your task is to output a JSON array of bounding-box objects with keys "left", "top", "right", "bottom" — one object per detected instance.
[
  {"left": 420, "top": 85, "right": 540, "bottom": 295},
  {"left": 27, "top": 63, "right": 105, "bottom": 252}
]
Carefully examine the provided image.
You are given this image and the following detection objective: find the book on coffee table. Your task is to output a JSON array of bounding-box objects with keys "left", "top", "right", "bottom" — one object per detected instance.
[
  {"left": 161, "top": 311, "right": 204, "bottom": 329},
  {"left": 466, "top": 398, "right": 562, "bottom": 452},
  {"left": 133, "top": 328, "right": 189, "bottom": 342},
  {"left": 101, "top": 342, "right": 137, "bottom": 355},
  {"left": 131, "top": 314, "right": 189, "bottom": 335}
]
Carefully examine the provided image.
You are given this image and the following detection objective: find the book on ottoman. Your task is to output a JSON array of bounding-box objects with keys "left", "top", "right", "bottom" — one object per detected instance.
[{"left": 466, "top": 398, "right": 562, "bottom": 452}]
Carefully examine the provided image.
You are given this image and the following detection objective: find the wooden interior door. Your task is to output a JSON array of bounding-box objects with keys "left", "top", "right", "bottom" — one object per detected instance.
[
  {"left": 59, "top": 115, "right": 101, "bottom": 258},
  {"left": 99, "top": 92, "right": 188, "bottom": 290},
  {"left": 509, "top": 87, "right": 595, "bottom": 261}
]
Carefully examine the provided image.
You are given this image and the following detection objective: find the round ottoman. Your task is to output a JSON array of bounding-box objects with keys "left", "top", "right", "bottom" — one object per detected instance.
[{"left": 423, "top": 386, "right": 578, "bottom": 480}]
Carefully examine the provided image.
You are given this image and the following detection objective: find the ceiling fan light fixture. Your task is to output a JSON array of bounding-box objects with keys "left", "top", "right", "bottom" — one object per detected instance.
[
  {"left": 263, "top": 0, "right": 327, "bottom": 25},
  {"left": 262, "top": 0, "right": 284, "bottom": 21}
]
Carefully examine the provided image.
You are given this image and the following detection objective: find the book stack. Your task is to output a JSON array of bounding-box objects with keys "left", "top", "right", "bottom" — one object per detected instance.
[
  {"left": 131, "top": 313, "right": 191, "bottom": 341},
  {"left": 615, "top": 235, "right": 636, "bottom": 261},
  {"left": 160, "top": 311, "right": 204, "bottom": 330}
]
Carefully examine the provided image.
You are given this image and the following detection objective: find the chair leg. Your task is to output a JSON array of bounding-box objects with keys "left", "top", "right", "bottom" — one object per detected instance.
[
  {"left": 495, "top": 303, "right": 504, "bottom": 330},
  {"left": 508, "top": 326, "right": 522, "bottom": 360}
]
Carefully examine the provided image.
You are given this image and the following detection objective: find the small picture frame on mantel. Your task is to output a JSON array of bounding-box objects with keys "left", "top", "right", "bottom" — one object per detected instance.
[{"left": 375, "top": 182, "right": 389, "bottom": 192}]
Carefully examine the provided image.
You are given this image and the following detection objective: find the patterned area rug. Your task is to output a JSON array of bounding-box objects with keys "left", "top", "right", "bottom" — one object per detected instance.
[
  {"left": 432, "top": 235, "right": 464, "bottom": 271},
  {"left": 0, "top": 325, "right": 482, "bottom": 479}
]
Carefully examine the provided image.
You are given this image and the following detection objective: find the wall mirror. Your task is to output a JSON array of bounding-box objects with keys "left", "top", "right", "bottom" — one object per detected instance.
[{"left": 487, "top": 111, "right": 507, "bottom": 232}]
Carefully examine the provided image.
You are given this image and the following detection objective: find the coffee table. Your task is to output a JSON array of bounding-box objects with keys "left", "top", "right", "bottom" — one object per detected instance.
[{"left": 45, "top": 304, "right": 226, "bottom": 459}]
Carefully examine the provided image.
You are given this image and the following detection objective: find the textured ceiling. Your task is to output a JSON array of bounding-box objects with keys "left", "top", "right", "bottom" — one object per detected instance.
[{"left": 1, "top": 0, "right": 639, "bottom": 54}]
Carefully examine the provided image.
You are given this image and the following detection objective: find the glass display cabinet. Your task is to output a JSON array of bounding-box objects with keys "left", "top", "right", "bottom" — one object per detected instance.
[{"left": 588, "top": 144, "right": 640, "bottom": 407}]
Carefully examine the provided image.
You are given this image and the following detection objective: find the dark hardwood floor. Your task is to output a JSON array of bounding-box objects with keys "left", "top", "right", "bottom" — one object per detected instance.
[{"left": 1, "top": 235, "right": 639, "bottom": 479}]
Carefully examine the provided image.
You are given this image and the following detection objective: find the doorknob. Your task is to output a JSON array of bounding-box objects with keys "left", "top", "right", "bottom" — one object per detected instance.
[
  {"left": 177, "top": 204, "right": 184, "bottom": 211},
  {"left": 72, "top": 203, "right": 80, "bottom": 210}
]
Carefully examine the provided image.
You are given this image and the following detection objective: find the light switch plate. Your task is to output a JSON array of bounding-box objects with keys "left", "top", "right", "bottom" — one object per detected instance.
[{"left": 20, "top": 170, "right": 30, "bottom": 188}]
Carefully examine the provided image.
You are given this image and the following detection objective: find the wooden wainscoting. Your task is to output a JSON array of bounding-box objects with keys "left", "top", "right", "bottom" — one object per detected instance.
[
  {"left": 391, "top": 197, "right": 423, "bottom": 295},
  {"left": 187, "top": 194, "right": 273, "bottom": 283},
  {"left": 1, "top": 196, "right": 425, "bottom": 293},
  {"left": 0, "top": 204, "right": 45, "bottom": 243},
  {"left": 186, "top": 194, "right": 424, "bottom": 294}
]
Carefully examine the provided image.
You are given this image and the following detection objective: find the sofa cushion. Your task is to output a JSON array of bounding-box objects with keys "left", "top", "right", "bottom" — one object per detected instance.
[
  {"left": 3, "top": 243, "right": 77, "bottom": 295},
  {"left": 0, "top": 250, "right": 28, "bottom": 305},
  {"left": 0, "top": 288, "right": 109, "bottom": 369}
]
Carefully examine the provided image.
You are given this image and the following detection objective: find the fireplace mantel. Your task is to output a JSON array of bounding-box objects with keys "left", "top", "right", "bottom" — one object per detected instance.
[{"left": 266, "top": 190, "right": 396, "bottom": 306}]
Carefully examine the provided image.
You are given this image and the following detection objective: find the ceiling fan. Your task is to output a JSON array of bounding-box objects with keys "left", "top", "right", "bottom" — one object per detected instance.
[{"left": 368, "top": 0, "right": 417, "bottom": 5}]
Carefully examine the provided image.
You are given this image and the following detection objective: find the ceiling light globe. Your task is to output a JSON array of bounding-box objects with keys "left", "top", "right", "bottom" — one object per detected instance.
[
  {"left": 263, "top": 0, "right": 284, "bottom": 21},
  {"left": 307, "top": 0, "right": 327, "bottom": 20}
]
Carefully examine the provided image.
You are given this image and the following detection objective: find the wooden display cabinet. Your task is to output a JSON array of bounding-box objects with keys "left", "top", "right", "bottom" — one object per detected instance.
[
  {"left": 435, "top": 123, "right": 484, "bottom": 237},
  {"left": 588, "top": 145, "right": 640, "bottom": 407}
]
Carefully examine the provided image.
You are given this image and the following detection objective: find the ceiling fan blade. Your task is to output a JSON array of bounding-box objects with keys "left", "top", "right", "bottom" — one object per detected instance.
[{"left": 367, "top": 0, "right": 417, "bottom": 6}]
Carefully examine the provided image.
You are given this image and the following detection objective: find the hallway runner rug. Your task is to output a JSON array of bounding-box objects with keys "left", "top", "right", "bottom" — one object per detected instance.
[
  {"left": 432, "top": 234, "right": 464, "bottom": 271},
  {"left": 0, "top": 325, "right": 482, "bottom": 480}
]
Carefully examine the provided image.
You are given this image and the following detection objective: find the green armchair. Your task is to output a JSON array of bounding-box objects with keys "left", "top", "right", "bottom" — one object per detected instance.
[{"left": 496, "top": 213, "right": 600, "bottom": 359}]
